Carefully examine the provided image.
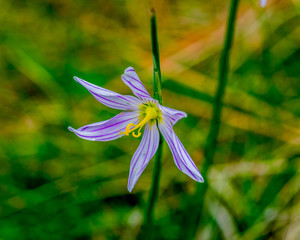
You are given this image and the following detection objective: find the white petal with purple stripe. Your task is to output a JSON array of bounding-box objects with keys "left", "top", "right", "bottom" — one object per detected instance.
[
  {"left": 127, "top": 123, "right": 160, "bottom": 192},
  {"left": 159, "top": 105, "right": 187, "bottom": 125},
  {"left": 68, "top": 111, "right": 140, "bottom": 141},
  {"left": 158, "top": 120, "right": 204, "bottom": 182},
  {"left": 74, "top": 76, "right": 142, "bottom": 110},
  {"left": 121, "top": 67, "right": 152, "bottom": 100}
]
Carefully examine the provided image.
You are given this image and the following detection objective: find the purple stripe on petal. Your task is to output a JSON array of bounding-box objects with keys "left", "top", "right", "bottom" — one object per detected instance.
[
  {"left": 69, "top": 111, "right": 140, "bottom": 142},
  {"left": 121, "top": 75, "right": 151, "bottom": 97},
  {"left": 136, "top": 94, "right": 151, "bottom": 100},
  {"left": 159, "top": 126, "right": 182, "bottom": 171},
  {"left": 79, "top": 120, "right": 109, "bottom": 131},
  {"left": 166, "top": 115, "right": 176, "bottom": 123},
  {"left": 73, "top": 76, "right": 140, "bottom": 110},
  {"left": 121, "top": 67, "right": 152, "bottom": 100},
  {"left": 124, "top": 79, "right": 150, "bottom": 96},
  {"left": 94, "top": 95, "right": 136, "bottom": 110},
  {"left": 158, "top": 120, "right": 204, "bottom": 182},
  {"left": 128, "top": 128, "right": 149, "bottom": 181},
  {"left": 71, "top": 130, "right": 117, "bottom": 139},
  {"left": 127, "top": 123, "right": 159, "bottom": 192},
  {"left": 90, "top": 90, "right": 134, "bottom": 108},
  {"left": 138, "top": 134, "right": 151, "bottom": 173},
  {"left": 159, "top": 105, "right": 187, "bottom": 126},
  {"left": 117, "top": 95, "right": 141, "bottom": 105},
  {"left": 176, "top": 137, "right": 199, "bottom": 170},
  {"left": 136, "top": 127, "right": 158, "bottom": 176},
  {"left": 74, "top": 76, "right": 114, "bottom": 94},
  {"left": 71, "top": 127, "right": 123, "bottom": 139},
  {"left": 163, "top": 123, "right": 196, "bottom": 172},
  {"left": 126, "top": 75, "right": 143, "bottom": 84},
  {"left": 79, "top": 116, "right": 137, "bottom": 133},
  {"left": 125, "top": 67, "right": 134, "bottom": 71},
  {"left": 173, "top": 136, "right": 198, "bottom": 180},
  {"left": 162, "top": 126, "right": 196, "bottom": 178}
]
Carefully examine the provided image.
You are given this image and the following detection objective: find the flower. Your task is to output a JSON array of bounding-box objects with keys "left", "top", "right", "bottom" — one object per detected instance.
[
  {"left": 260, "top": 0, "right": 266, "bottom": 7},
  {"left": 68, "top": 67, "right": 204, "bottom": 192}
]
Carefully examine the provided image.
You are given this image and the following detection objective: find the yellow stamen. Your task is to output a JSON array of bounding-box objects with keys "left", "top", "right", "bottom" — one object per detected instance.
[{"left": 120, "top": 106, "right": 159, "bottom": 138}]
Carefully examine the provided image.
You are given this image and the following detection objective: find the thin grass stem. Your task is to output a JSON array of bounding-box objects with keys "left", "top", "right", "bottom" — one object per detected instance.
[{"left": 141, "top": 8, "right": 164, "bottom": 240}]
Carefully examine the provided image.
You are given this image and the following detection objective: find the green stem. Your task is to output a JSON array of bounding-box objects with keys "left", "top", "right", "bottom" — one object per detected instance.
[
  {"left": 151, "top": 8, "right": 163, "bottom": 105},
  {"left": 184, "top": 0, "right": 240, "bottom": 239},
  {"left": 141, "top": 8, "right": 163, "bottom": 240},
  {"left": 143, "top": 136, "right": 163, "bottom": 240}
]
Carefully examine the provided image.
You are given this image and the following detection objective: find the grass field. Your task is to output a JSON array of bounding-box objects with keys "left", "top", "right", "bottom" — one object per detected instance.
[{"left": 0, "top": 0, "right": 300, "bottom": 239}]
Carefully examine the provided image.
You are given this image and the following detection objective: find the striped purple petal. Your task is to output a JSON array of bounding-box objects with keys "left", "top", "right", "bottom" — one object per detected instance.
[
  {"left": 127, "top": 123, "right": 159, "bottom": 192},
  {"left": 68, "top": 111, "right": 140, "bottom": 141},
  {"left": 121, "top": 67, "right": 152, "bottom": 100},
  {"left": 159, "top": 105, "right": 187, "bottom": 125},
  {"left": 158, "top": 120, "right": 204, "bottom": 182},
  {"left": 74, "top": 76, "right": 142, "bottom": 110}
]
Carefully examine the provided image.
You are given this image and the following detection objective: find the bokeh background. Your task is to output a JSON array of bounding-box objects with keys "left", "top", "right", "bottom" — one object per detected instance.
[{"left": 1, "top": 0, "right": 300, "bottom": 239}]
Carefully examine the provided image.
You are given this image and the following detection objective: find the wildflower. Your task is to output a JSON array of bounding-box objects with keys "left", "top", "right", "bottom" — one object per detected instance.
[{"left": 68, "top": 67, "right": 204, "bottom": 192}]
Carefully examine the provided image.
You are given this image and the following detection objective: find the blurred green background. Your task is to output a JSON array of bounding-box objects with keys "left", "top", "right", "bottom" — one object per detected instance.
[{"left": 1, "top": 0, "right": 300, "bottom": 239}]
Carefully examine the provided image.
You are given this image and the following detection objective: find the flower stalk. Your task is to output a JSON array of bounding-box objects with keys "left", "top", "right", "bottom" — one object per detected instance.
[
  {"left": 151, "top": 9, "right": 163, "bottom": 106},
  {"left": 143, "top": 8, "right": 163, "bottom": 240}
]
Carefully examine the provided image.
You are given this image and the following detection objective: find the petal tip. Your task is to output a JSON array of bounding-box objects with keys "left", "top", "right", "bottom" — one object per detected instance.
[
  {"left": 73, "top": 76, "right": 81, "bottom": 83},
  {"left": 125, "top": 66, "right": 135, "bottom": 73},
  {"left": 192, "top": 169, "right": 205, "bottom": 182},
  {"left": 68, "top": 126, "right": 75, "bottom": 132},
  {"left": 198, "top": 175, "right": 205, "bottom": 183},
  {"left": 127, "top": 184, "right": 133, "bottom": 193}
]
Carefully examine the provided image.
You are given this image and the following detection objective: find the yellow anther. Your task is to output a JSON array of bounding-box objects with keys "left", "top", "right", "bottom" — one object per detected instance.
[
  {"left": 125, "top": 123, "right": 135, "bottom": 132},
  {"left": 121, "top": 122, "right": 135, "bottom": 136},
  {"left": 120, "top": 106, "right": 159, "bottom": 138},
  {"left": 132, "top": 131, "right": 141, "bottom": 138}
]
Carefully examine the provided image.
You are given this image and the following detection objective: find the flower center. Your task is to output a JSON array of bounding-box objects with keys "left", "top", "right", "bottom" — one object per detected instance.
[{"left": 121, "top": 104, "right": 160, "bottom": 138}]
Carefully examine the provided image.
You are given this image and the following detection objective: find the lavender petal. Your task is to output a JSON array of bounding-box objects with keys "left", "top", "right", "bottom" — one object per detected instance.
[
  {"left": 74, "top": 76, "right": 142, "bottom": 110},
  {"left": 68, "top": 111, "right": 140, "bottom": 142},
  {"left": 158, "top": 120, "right": 204, "bottom": 182},
  {"left": 127, "top": 123, "right": 159, "bottom": 192},
  {"left": 159, "top": 105, "right": 187, "bottom": 125},
  {"left": 121, "top": 67, "right": 152, "bottom": 100}
]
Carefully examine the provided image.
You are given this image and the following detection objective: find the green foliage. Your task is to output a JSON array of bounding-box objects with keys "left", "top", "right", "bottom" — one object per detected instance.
[{"left": 0, "top": 0, "right": 299, "bottom": 239}]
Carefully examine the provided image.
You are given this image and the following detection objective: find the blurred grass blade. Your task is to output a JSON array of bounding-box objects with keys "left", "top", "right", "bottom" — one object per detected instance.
[
  {"left": 183, "top": 0, "right": 240, "bottom": 239},
  {"left": 204, "top": 0, "right": 239, "bottom": 169},
  {"left": 5, "top": 45, "right": 64, "bottom": 100}
]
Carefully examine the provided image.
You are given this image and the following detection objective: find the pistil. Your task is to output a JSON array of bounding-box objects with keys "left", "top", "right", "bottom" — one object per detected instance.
[{"left": 121, "top": 107, "right": 158, "bottom": 138}]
